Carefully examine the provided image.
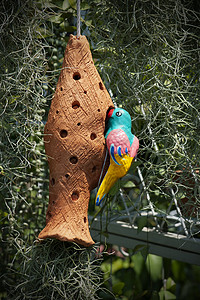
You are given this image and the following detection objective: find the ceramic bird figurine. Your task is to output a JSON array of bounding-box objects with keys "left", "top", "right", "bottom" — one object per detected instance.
[{"left": 95, "top": 107, "right": 139, "bottom": 206}]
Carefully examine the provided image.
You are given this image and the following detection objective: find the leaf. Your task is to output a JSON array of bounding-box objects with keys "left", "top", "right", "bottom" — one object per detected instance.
[
  {"left": 64, "top": 25, "right": 76, "bottom": 32},
  {"left": 121, "top": 180, "right": 136, "bottom": 188},
  {"left": 0, "top": 166, "right": 5, "bottom": 176},
  {"left": 62, "top": 0, "right": 70, "bottom": 10},
  {"left": 151, "top": 291, "right": 160, "bottom": 300},
  {"left": 112, "top": 282, "right": 125, "bottom": 296},
  {"left": 8, "top": 95, "right": 20, "bottom": 104},
  {"left": 171, "top": 260, "right": 186, "bottom": 282},
  {"left": 146, "top": 254, "right": 163, "bottom": 281},
  {"left": 40, "top": 1, "right": 57, "bottom": 9},
  {"left": 166, "top": 277, "right": 176, "bottom": 293},
  {"left": 140, "top": 245, "right": 149, "bottom": 262},
  {"left": 132, "top": 244, "right": 147, "bottom": 254},
  {"left": 51, "top": 0, "right": 64, "bottom": 9},
  {"left": 159, "top": 289, "right": 176, "bottom": 300},
  {"left": 159, "top": 168, "right": 165, "bottom": 176},
  {"left": 49, "top": 14, "right": 63, "bottom": 24},
  {"left": 60, "top": 11, "right": 74, "bottom": 20},
  {"left": 81, "top": 3, "right": 90, "bottom": 10},
  {"left": 68, "top": 0, "right": 76, "bottom": 9},
  {"left": 108, "top": 180, "right": 120, "bottom": 196},
  {"left": 84, "top": 19, "right": 92, "bottom": 27},
  {"left": 129, "top": 159, "right": 141, "bottom": 172},
  {"left": 165, "top": 291, "right": 176, "bottom": 300},
  {"left": 137, "top": 216, "right": 147, "bottom": 233},
  {"left": 0, "top": 210, "right": 8, "bottom": 217},
  {"left": 35, "top": 26, "right": 53, "bottom": 39},
  {"left": 111, "top": 258, "right": 124, "bottom": 274},
  {"left": 154, "top": 189, "right": 160, "bottom": 196},
  {"left": 159, "top": 290, "right": 165, "bottom": 300}
]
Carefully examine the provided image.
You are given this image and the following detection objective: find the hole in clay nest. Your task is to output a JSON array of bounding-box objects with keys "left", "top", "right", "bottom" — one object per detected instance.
[
  {"left": 72, "top": 100, "right": 80, "bottom": 109},
  {"left": 71, "top": 191, "right": 79, "bottom": 201},
  {"left": 65, "top": 174, "right": 70, "bottom": 179},
  {"left": 99, "top": 82, "right": 104, "bottom": 90},
  {"left": 60, "top": 129, "right": 68, "bottom": 138},
  {"left": 70, "top": 156, "right": 78, "bottom": 164},
  {"left": 90, "top": 133, "right": 97, "bottom": 140},
  {"left": 47, "top": 211, "right": 52, "bottom": 218},
  {"left": 77, "top": 122, "right": 81, "bottom": 126},
  {"left": 84, "top": 217, "right": 87, "bottom": 223},
  {"left": 56, "top": 110, "right": 59, "bottom": 114},
  {"left": 92, "top": 166, "right": 97, "bottom": 172},
  {"left": 51, "top": 178, "right": 55, "bottom": 186},
  {"left": 97, "top": 109, "right": 100, "bottom": 112},
  {"left": 60, "top": 87, "right": 63, "bottom": 91},
  {"left": 84, "top": 90, "right": 87, "bottom": 94},
  {"left": 73, "top": 72, "right": 81, "bottom": 80}
]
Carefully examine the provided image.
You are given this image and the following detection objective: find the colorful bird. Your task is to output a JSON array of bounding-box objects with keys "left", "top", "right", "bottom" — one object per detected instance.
[{"left": 95, "top": 107, "right": 139, "bottom": 206}]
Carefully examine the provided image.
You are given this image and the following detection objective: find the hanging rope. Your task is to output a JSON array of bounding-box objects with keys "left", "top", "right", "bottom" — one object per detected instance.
[{"left": 76, "top": 0, "right": 81, "bottom": 38}]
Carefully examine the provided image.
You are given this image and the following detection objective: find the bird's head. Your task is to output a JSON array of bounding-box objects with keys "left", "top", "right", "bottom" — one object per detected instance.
[{"left": 105, "top": 107, "right": 132, "bottom": 135}]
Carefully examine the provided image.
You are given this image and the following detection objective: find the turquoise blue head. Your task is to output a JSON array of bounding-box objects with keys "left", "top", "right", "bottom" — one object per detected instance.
[{"left": 105, "top": 107, "right": 132, "bottom": 137}]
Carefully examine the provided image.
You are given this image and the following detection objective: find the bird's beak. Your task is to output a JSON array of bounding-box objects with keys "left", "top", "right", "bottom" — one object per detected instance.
[{"left": 106, "top": 107, "right": 115, "bottom": 119}]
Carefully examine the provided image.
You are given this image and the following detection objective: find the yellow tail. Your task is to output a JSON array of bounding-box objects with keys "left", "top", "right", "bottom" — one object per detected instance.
[{"left": 95, "top": 154, "right": 133, "bottom": 206}]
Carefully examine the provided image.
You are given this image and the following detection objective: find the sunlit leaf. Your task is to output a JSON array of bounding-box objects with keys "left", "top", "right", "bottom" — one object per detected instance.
[
  {"left": 112, "top": 282, "right": 125, "bottom": 296},
  {"left": 84, "top": 19, "right": 92, "bottom": 27},
  {"left": 81, "top": 3, "right": 90, "bottom": 10},
  {"left": 146, "top": 254, "right": 162, "bottom": 281},
  {"left": 49, "top": 14, "right": 62, "bottom": 24},
  {"left": 121, "top": 180, "right": 136, "bottom": 188},
  {"left": 68, "top": 0, "right": 76, "bottom": 9},
  {"left": 166, "top": 277, "right": 176, "bottom": 293},
  {"left": 62, "top": 0, "right": 70, "bottom": 10},
  {"left": 159, "top": 289, "right": 176, "bottom": 300}
]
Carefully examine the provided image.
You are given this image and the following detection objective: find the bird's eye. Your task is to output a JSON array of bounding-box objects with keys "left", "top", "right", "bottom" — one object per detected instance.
[{"left": 116, "top": 111, "right": 122, "bottom": 117}]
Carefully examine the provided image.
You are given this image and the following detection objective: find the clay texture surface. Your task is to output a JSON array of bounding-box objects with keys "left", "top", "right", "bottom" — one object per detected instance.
[{"left": 38, "top": 35, "right": 113, "bottom": 246}]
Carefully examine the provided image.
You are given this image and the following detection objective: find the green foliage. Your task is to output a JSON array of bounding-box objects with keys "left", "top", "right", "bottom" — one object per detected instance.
[
  {"left": 13, "top": 240, "right": 103, "bottom": 300},
  {"left": 86, "top": 0, "right": 200, "bottom": 233},
  {"left": 99, "top": 251, "right": 200, "bottom": 300},
  {"left": 101, "top": 252, "right": 163, "bottom": 299},
  {"left": 85, "top": 1, "right": 200, "bottom": 299},
  {"left": 0, "top": 1, "right": 102, "bottom": 299},
  {"left": 1, "top": 0, "right": 200, "bottom": 299},
  {"left": 0, "top": 0, "right": 50, "bottom": 295}
]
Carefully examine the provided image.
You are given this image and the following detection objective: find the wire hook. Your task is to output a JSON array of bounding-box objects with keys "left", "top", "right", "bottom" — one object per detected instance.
[{"left": 76, "top": 0, "right": 81, "bottom": 38}]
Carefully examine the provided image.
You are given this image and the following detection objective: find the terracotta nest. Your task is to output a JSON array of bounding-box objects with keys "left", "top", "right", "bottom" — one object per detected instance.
[{"left": 38, "top": 35, "right": 113, "bottom": 246}]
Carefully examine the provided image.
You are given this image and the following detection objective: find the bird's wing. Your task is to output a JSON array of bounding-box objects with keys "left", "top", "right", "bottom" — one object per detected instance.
[
  {"left": 95, "top": 129, "right": 139, "bottom": 206},
  {"left": 95, "top": 154, "right": 133, "bottom": 206},
  {"left": 95, "top": 162, "right": 119, "bottom": 206},
  {"left": 106, "top": 129, "right": 131, "bottom": 164},
  {"left": 130, "top": 136, "right": 139, "bottom": 158}
]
